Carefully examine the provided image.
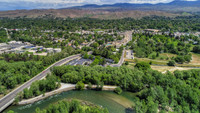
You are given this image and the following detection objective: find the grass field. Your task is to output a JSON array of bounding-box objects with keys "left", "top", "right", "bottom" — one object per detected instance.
[
  {"left": 148, "top": 52, "right": 177, "bottom": 60},
  {"left": 125, "top": 52, "right": 200, "bottom": 73},
  {"left": 125, "top": 58, "right": 168, "bottom": 65}
]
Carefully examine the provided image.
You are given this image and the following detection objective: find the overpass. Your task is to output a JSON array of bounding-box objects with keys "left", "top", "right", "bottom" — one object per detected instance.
[{"left": 0, "top": 54, "right": 81, "bottom": 112}]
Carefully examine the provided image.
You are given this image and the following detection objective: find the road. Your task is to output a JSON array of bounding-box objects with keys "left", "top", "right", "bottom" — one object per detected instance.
[
  {"left": 0, "top": 54, "right": 81, "bottom": 112},
  {"left": 110, "top": 49, "right": 125, "bottom": 67},
  {"left": 86, "top": 40, "right": 95, "bottom": 47},
  {"left": 3, "top": 28, "right": 10, "bottom": 39},
  {"left": 110, "top": 31, "right": 132, "bottom": 67},
  {"left": 123, "top": 31, "right": 132, "bottom": 46}
]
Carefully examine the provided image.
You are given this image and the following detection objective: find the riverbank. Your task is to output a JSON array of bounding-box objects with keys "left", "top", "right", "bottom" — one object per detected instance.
[
  {"left": 5, "top": 90, "right": 134, "bottom": 113},
  {"left": 18, "top": 83, "right": 117, "bottom": 105}
]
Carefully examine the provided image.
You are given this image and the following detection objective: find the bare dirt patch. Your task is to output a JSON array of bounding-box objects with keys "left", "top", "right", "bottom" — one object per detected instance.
[
  {"left": 190, "top": 53, "right": 200, "bottom": 65},
  {"left": 151, "top": 65, "right": 194, "bottom": 73}
]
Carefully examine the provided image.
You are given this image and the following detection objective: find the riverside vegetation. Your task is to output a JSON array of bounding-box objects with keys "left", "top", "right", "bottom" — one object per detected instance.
[
  {"left": 50, "top": 65, "right": 200, "bottom": 113},
  {"left": 17, "top": 64, "right": 200, "bottom": 112}
]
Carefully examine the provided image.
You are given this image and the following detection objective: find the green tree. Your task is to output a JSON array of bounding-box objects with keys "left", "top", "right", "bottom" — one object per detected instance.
[
  {"left": 125, "top": 61, "right": 129, "bottom": 65},
  {"left": 167, "top": 60, "right": 176, "bottom": 66},
  {"left": 114, "top": 87, "right": 123, "bottom": 95},
  {"left": 135, "top": 62, "right": 151, "bottom": 70},
  {"left": 87, "top": 82, "right": 92, "bottom": 90},
  {"left": 75, "top": 81, "right": 85, "bottom": 90}
]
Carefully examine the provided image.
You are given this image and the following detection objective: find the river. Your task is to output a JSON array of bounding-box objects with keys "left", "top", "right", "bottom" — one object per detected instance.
[{"left": 4, "top": 90, "right": 136, "bottom": 113}]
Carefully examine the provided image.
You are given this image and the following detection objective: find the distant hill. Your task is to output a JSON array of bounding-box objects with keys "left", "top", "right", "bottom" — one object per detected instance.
[
  {"left": 71, "top": 0, "right": 200, "bottom": 13},
  {"left": 0, "top": 9, "right": 179, "bottom": 19},
  {"left": 0, "top": 0, "right": 199, "bottom": 19}
]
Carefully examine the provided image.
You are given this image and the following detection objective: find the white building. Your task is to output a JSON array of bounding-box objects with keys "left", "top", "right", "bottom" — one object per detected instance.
[
  {"left": 53, "top": 48, "right": 62, "bottom": 53},
  {"left": 46, "top": 48, "right": 54, "bottom": 53}
]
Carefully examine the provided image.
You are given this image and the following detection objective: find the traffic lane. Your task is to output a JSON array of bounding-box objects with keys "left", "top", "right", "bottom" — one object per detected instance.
[{"left": 0, "top": 55, "right": 81, "bottom": 111}]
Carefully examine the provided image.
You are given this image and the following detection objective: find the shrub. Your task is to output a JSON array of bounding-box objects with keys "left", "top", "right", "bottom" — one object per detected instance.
[
  {"left": 175, "top": 56, "right": 185, "bottom": 64},
  {"left": 125, "top": 61, "right": 129, "bottom": 65},
  {"left": 75, "top": 81, "right": 85, "bottom": 90},
  {"left": 114, "top": 87, "right": 122, "bottom": 95},
  {"left": 87, "top": 82, "right": 92, "bottom": 89},
  {"left": 151, "top": 54, "right": 156, "bottom": 59},
  {"left": 167, "top": 60, "right": 176, "bottom": 66}
]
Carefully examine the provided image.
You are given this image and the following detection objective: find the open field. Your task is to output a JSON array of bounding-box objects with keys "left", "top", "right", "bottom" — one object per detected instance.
[
  {"left": 190, "top": 53, "right": 200, "bottom": 64},
  {"left": 127, "top": 63, "right": 197, "bottom": 73},
  {"left": 125, "top": 52, "right": 200, "bottom": 73},
  {"left": 151, "top": 65, "right": 195, "bottom": 73},
  {"left": 126, "top": 52, "right": 200, "bottom": 67}
]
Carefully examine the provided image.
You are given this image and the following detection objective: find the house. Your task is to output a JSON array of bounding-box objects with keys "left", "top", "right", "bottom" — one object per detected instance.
[
  {"left": 53, "top": 48, "right": 62, "bottom": 53},
  {"left": 46, "top": 48, "right": 54, "bottom": 53}
]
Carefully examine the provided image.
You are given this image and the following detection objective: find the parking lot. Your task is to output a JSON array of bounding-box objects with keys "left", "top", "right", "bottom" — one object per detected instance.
[
  {"left": 126, "top": 50, "right": 134, "bottom": 59},
  {"left": 66, "top": 58, "right": 93, "bottom": 66}
]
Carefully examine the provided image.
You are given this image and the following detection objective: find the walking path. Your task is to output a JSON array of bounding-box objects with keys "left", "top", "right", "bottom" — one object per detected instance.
[{"left": 18, "top": 83, "right": 117, "bottom": 105}]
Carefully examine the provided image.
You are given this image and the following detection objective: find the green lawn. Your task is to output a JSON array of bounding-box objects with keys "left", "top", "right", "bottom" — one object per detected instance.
[
  {"left": 148, "top": 52, "right": 177, "bottom": 61},
  {"left": 125, "top": 58, "right": 168, "bottom": 65}
]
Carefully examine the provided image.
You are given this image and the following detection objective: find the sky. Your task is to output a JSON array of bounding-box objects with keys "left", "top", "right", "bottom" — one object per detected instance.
[
  {"left": 1, "top": 0, "right": 174, "bottom": 4},
  {"left": 0, "top": 0, "right": 198, "bottom": 11}
]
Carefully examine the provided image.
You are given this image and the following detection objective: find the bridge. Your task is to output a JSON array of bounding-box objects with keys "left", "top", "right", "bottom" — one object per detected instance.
[{"left": 0, "top": 54, "right": 81, "bottom": 112}]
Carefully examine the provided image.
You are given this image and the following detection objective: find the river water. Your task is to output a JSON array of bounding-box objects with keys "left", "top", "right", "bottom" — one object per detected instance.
[{"left": 4, "top": 90, "right": 135, "bottom": 113}]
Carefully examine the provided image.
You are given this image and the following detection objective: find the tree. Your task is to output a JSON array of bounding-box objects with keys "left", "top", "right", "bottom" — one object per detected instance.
[
  {"left": 151, "top": 54, "right": 156, "bottom": 59},
  {"left": 83, "top": 53, "right": 89, "bottom": 59},
  {"left": 167, "top": 60, "right": 176, "bottom": 66},
  {"left": 96, "top": 81, "right": 104, "bottom": 91},
  {"left": 125, "top": 61, "right": 129, "bottom": 65},
  {"left": 75, "top": 81, "right": 85, "bottom": 90},
  {"left": 7, "top": 110, "right": 15, "bottom": 113},
  {"left": 114, "top": 87, "right": 123, "bottom": 95},
  {"left": 175, "top": 56, "right": 185, "bottom": 64},
  {"left": 0, "top": 85, "right": 5, "bottom": 94},
  {"left": 135, "top": 62, "right": 151, "bottom": 70},
  {"left": 87, "top": 82, "right": 92, "bottom": 90},
  {"left": 193, "top": 45, "right": 200, "bottom": 53},
  {"left": 184, "top": 55, "right": 192, "bottom": 62}
]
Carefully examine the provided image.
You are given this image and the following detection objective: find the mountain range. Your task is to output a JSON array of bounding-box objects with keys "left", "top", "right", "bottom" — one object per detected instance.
[
  {"left": 0, "top": 0, "right": 200, "bottom": 11},
  {"left": 71, "top": 0, "right": 200, "bottom": 12},
  {"left": 0, "top": 0, "right": 199, "bottom": 19}
]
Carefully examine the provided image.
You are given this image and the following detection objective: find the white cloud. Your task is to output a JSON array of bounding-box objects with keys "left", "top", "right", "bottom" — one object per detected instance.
[{"left": 1, "top": 0, "right": 174, "bottom": 4}]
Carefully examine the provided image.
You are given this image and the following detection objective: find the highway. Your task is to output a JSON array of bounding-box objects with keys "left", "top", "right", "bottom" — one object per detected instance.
[{"left": 0, "top": 54, "right": 81, "bottom": 112}]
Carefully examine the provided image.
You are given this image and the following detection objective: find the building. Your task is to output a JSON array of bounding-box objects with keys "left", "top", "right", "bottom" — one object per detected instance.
[
  {"left": 46, "top": 48, "right": 54, "bottom": 53},
  {"left": 53, "top": 48, "right": 62, "bottom": 53}
]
